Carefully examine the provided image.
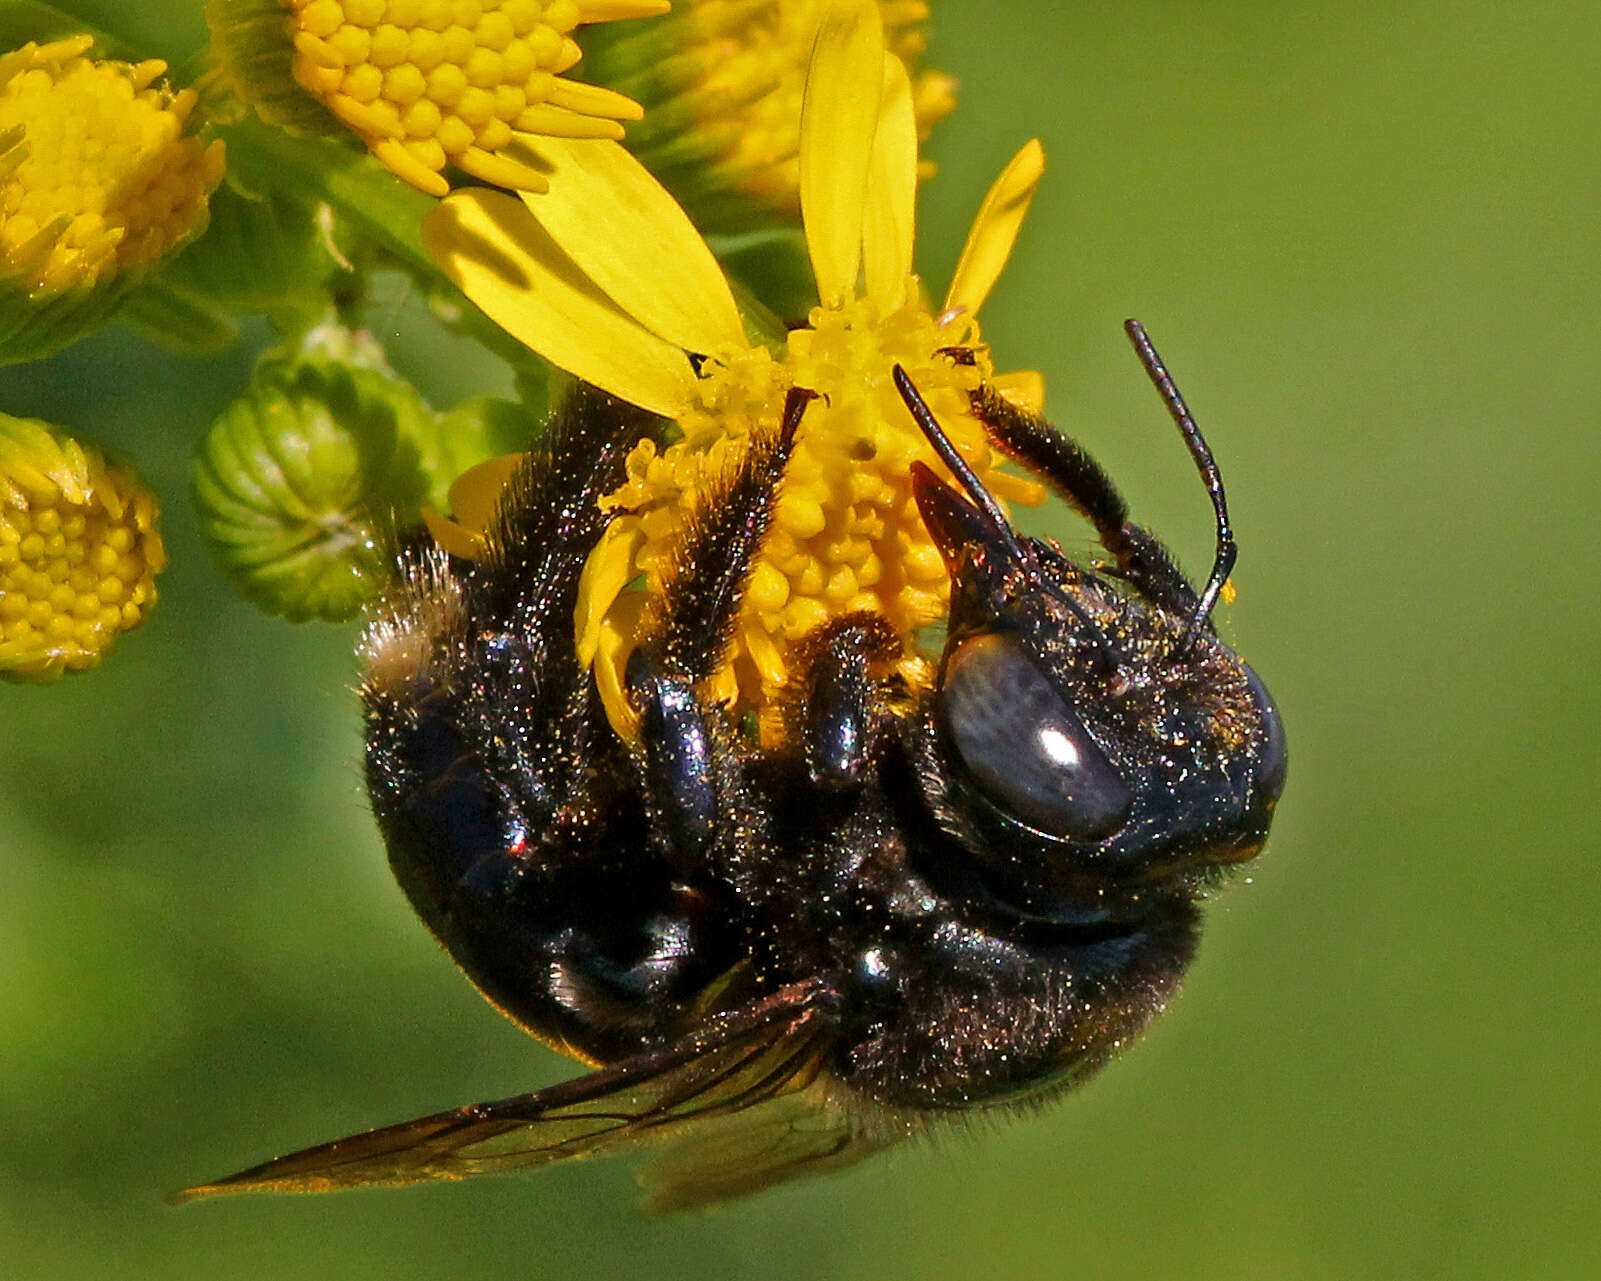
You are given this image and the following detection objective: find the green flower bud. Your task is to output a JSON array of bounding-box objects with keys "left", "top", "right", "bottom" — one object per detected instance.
[{"left": 190, "top": 350, "right": 434, "bottom": 622}]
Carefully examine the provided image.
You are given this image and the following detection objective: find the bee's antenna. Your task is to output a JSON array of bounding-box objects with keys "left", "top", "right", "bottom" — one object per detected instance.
[
  {"left": 1123, "top": 320, "right": 1236, "bottom": 637},
  {"left": 892, "top": 365, "right": 1031, "bottom": 568},
  {"left": 895, "top": 364, "right": 1114, "bottom": 669}
]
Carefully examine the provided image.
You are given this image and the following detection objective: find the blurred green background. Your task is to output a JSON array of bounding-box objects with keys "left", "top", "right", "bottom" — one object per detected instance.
[{"left": 4, "top": 2, "right": 1597, "bottom": 1278}]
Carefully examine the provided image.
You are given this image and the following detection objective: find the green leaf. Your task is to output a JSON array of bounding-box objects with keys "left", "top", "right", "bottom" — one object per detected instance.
[
  {"left": 118, "top": 282, "right": 239, "bottom": 356},
  {"left": 146, "top": 179, "right": 335, "bottom": 332},
  {"left": 218, "top": 116, "right": 436, "bottom": 281},
  {"left": 0, "top": 2, "right": 137, "bottom": 58}
]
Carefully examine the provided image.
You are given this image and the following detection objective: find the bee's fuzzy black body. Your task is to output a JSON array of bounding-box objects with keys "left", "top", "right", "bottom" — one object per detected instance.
[{"left": 184, "top": 331, "right": 1284, "bottom": 1210}]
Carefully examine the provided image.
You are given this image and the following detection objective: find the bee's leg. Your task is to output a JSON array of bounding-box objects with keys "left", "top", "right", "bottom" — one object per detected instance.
[
  {"left": 787, "top": 612, "right": 902, "bottom": 790},
  {"left": 475, "top": 383, "right": 660, "bottom": 660},
  {"left": 968, "top": 383, "right": 1200, "bottom": 618},
  {"left": 362, "top": 387, "right": 745, "bottom": 1064},
  {"left": 366, "top": 384, "right": 659, "bottom": 844},
  {"left": 624, "top": 646, "right": 720, "bottom": 871},
  {"left": 364, "top": 386, "right": 659, "bottom": 818},
  {"left": 624, "top": 387, "right": 813, "bottom": 867},
  {"left": 643, "top": 386, "right": 813, "bottom": 680}
]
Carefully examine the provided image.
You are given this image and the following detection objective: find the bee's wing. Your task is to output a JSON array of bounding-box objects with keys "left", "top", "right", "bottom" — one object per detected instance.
[
  {"left": 637, "top": 1078, "right": 905, "bottom": 1213},
  {"left": 174, "top": 980, "right": 838, "bottom": 1205}
]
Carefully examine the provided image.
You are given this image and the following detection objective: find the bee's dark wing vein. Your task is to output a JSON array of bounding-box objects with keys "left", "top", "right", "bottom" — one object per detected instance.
[{"left": 172, "top": 980, "right": 834, "bottom": 1202}]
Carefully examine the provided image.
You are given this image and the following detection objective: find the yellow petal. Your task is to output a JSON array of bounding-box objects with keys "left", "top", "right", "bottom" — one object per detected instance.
[
  {"left": 799, "top": 0, "right": 885, "bottom": 306},
  {"left": 513, "top": 136, "right": 744, "bottom": 355},
  {"left": 372, "top": 139, "right": 451, "bottom": 197},
  {"left": 862, "top": 52, "right": 918, "bottom": 311},
  {"left": 593, "top": 590, "right": 649, "bottom": 742},
  {"left": 992, "top": 368, "right": 1046, "bottom": 414},
  {"left": 544, "top": 78, "right": 645, "bottom": 122},
  {"left": 446, "top": 454, "right": 525, "bottom": 533},
  {"left": 985, "top": 471, "right": 1048, "bottom": 507},
  {"left": 513, "top": 105, "right": 626, "bottom": 139},
  {"left": 743, "top": 624, "right": 789, "bottom": 689},
  {"left": 943, "top": 138, "right": 1045, "bottom": 318},
  {"left": 576, "top": 0, "right": 672, "bottom": 18},
  {"left": 423, "top": 190, "right": 695, "bottom": 417},
  {"left": 422, "top": 508, "right": 486, "bottom": 560},
  {"left": 574, "top": 519, "right": 646, "bottom": 666},
  {"left": 455, "top": 145, "right": 552, "bottom": 194}
]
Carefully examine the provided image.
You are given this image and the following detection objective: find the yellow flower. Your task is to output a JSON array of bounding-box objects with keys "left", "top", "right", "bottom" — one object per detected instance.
[
  {"left": 423, "top": 0, "right": 1046, "bottom": 732},
  {"left": 0, "top": 414, "right": 165, "bottom": 683},
  {"left": 0, "top": 37, "right": 225, "bottom": 361},
  {"left": 208, "top": 0, "right": 670, "bottom": 198},
  {"left": 582, "top": 0, "right": 957, "bottom": 229}
]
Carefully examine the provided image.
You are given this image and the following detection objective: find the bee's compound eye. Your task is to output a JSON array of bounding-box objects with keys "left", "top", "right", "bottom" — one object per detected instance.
[
  {"left": 1242, "top": 663, "right": 1288, "bottom": 814},
  {"left": 941, "top": 633, "right": 1133, "bottom": 841}
]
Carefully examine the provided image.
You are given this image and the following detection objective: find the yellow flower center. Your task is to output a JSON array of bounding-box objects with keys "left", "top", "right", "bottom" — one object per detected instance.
[
  {"left": 581, "top": 284, "right": 1044, "bottom": 718},
  {"left": 281, "top": 0, "right": 662, "bottom": 196},
  {"left": 0, "top": 38, "right": 225, "bottom": 297},
  {"left": 0, "top": 416, "right": 165, "bottom": 682}
]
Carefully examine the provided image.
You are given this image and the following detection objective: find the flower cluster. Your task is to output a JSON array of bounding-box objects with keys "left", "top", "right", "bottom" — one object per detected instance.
[
  {"left": 425, "top": 1, "right": 1046, "bottom": 728},
  {"left": 0, "top": 32, "right": 225, "bottom": 679},
  {"left": 1, "top": 0, "right": 1050, "bottom": 708}
]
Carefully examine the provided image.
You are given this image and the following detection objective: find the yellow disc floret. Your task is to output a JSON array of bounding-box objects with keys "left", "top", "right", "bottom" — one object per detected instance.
[
  {"left": 578, "top": 289, "right": 1044, "bottom": 718},
  {"left": 0, "top": 37, "right": 225, "bottom": 298},
  {"left": 270, "top": 0, "right": 668, "bottom": 196},
  {"left": 0, "top": 415, "right": 165, "bottom": 682}
]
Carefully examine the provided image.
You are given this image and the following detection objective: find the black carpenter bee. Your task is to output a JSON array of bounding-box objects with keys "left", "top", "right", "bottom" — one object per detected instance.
[{"left": 179, "top": 321, "right": 1285, "bottom": 1212}]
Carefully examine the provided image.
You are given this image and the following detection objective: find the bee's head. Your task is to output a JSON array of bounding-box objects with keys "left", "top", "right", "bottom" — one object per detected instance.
[{"left": 896, "top": 366, "right": 1285, "bottom": 910}]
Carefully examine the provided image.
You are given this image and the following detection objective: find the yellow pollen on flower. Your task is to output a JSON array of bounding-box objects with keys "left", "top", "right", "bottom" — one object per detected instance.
[
  {"left": 0, "top": 415, "right": 165, "bottom": 682},
  {"left": 0, "top": 38, "right": 225, "bottom": 297},
  {"left": 577, "top": 286, "right": 1046, "bottom": 717},
  {"left": 278, "top": 0, "right": 667, "bottom": 196}
]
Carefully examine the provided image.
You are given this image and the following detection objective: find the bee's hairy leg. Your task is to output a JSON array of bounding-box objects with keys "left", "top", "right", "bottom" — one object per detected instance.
[
  {"left": 617, "top": 386, "right": 814, "bottom": 871},
  {"left": 469, "top": 386, "right": 661, "bottom": 648},
  {"left": 359, "top": 386, "right": 711, "bottom": 1058},
  {"left": 641, "top": 385, "right": 813, "bottom": 680},
  {"left": 394, "top": 387, "right": 660, "bottom": 818},
  {"left": 788, "top": 612, "right": 903, "bottom": 791},
  {"left": 967, "top": 384, "right": 1199, "bottom": 617}
]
